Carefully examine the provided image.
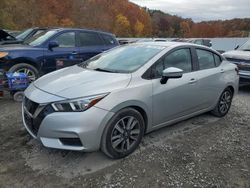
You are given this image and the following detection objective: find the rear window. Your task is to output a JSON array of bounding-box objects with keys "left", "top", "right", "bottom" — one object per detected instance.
[
  {"left": 101, "top": 34, "right": 116, "bottom": 45},
  {"left": 78, "top": 32, "right": 104, "bottom": 46}
]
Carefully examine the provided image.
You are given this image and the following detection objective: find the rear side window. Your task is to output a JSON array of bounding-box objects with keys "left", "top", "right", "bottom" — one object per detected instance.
[
  {"left": 196, "top": 49, "right": 215, "bottom": 70},
  {"left": 54, "top": 32, "right": 76, "bottom": 47},
  {"left": 101, "top": 34, "right": 116, "bottom": 45},
  {"left": 78, "top": 32, "right": 103, "bottom": 46}
]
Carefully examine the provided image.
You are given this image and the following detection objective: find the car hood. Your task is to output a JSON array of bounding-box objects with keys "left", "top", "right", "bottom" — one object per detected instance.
[
  {"left": 33, "top": 65, "right": 132, "bottom": 99},
  {"left": 0, "top": 29, "right": 16, "bottom": 41},
  {"left": 223, "top": 50, "right": 250, "bottom": 60},
  {"left": 0, "top": 44, "right": 37, "bottom": 51}
]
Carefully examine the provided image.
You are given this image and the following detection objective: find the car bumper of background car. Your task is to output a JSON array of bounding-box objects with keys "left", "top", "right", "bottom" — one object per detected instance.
[
  {"left": 239, "top": 70, "right": 250, "bottom": 83},
  {"left": 22, "top": 102, "right": 114, "bottom": 152}
]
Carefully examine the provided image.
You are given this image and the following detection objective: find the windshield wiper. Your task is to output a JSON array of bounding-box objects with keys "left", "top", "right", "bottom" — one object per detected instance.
[
  {"left": 243, "top": 49, "right": 250, "bottom": 51},
  {"left": 94, "top": 68, "right": 116, "bottom": 73}
]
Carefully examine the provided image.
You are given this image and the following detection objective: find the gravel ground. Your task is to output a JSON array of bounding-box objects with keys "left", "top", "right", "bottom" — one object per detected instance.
[{"left": 0, "top": 86, "right": 250, "bottom": 188}]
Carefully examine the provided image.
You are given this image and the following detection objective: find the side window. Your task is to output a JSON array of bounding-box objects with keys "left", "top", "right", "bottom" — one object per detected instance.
[
  {"left": 78, "top": 32, "right": 103, "bottom": 46},
  {"left": 101, "top": 34, "right": 116, "bottom": 45},
  {"left": 164, "top": 48, "right": 192, "bottom": 73},
  {"left": 214, "top": 54, "right": 222, "bottom": 66},
  {"left": 152, "top": 48, "right": 192, "bottom": 78},
  {"left": 196, "top": 49, "right": 215, "bottom": 70},
  {"left": 54, "top": 32, "right": 75, "bottom": 47}
]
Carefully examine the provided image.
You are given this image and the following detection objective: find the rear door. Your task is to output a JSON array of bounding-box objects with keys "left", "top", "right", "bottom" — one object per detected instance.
[
  {"left": 43, "top": 31, "right": 81, "bottom": 73},
  {"left": 193, "top": 48, "right": 224, "bottom": 109},
  {"left": 76, "top": 31, "right": 106, "bottom": 62},
  {"left": 152, "top": 47, "right": 200, "bottom": 126}
]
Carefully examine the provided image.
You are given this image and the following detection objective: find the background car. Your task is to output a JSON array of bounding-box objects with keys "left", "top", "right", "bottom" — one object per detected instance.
[
  {"left": 172, "top": 38, "right": 212, "bottom": 47},
  {"left": 223, "top": 38, "right": 250, "bottom": 84},
  {"left": 0, "top": 28, "right": 50, "bottom": 45},
  {"left": 0, "top": 28, "right": 119, "bottom": 80},
  {"left": 0, "top": 29, "right": 17, "bottom": 44},
  {"left": 22, "top": 42, "right": 239, "bottom": 159}
]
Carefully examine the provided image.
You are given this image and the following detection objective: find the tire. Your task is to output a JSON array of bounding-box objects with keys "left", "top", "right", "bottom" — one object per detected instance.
[
  {"left": 211, "top": 88, "right": 233, "bottom": 117},
  {"left": 101, "top": 108, "right": 145, "bottom": 159},
  {"left": 9, "top": 63, "right": 39, "bottom": 82},
  {"left": 13, "top": 91, "right": 24, "bottom": 102}
]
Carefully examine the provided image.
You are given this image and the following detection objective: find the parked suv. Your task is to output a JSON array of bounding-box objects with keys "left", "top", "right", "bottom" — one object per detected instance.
[
  {"left": 0, "top": 28, "right": 118, "bottom": 80},
  {"left": 223, "top": 39, "right": 250, "bottom": 83}
]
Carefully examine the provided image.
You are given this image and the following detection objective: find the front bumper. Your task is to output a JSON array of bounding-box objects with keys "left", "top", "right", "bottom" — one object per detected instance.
[
  {"left": 22, "top": 97, "right": 114, "bottom": 152},
  {"left": 239, "top": 71, "right": 250, "bottom": 83}
]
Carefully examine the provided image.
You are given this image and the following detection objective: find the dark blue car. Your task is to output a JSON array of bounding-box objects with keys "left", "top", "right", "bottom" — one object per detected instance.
[{"left": 0, "top": 28, "right": 119, "bottom": 80}]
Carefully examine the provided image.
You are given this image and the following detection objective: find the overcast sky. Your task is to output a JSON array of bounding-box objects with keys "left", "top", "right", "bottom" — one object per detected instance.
[{"left": 130, "top": 0, "right": 250, "bottom": 22}]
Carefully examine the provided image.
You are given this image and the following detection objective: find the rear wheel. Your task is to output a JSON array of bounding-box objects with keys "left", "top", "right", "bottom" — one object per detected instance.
[
  {"left": 101, "top": 108, "right": 145, "bottom": 159},
  {"left": 211, "top": 88, "right": 233, "bottom": 117},
  {"left": 9, "top": 63, "right": 39, "bottom": 82}
]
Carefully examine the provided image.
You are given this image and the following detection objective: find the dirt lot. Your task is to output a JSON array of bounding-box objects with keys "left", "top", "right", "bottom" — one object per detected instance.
[{"left": 0, "top": 86, "right": 250, "bottom": 188}]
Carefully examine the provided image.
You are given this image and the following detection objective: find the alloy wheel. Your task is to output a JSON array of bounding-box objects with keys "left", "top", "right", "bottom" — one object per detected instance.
[
  {"left": 16, "top": 68, "right": 36, "bottom": 81},
  {"left": 111, "top": 116, "right": 140, "bottom": 152},
  {"left": 219, "top": 90, "right": 232, "bottom": 114}
]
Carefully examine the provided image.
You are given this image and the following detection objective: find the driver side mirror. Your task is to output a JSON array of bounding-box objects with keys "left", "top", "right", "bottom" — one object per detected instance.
[
  {"left": 48, "top": 41, "right": 59, "bottom": 50},
  {"left": 160, "top": 67, "right": 183, "bottom": 84}
]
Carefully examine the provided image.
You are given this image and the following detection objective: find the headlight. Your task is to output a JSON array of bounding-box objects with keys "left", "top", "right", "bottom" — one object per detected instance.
[
  {"left": 51, "top": 93, "right": 109, "bottom": 112},
  {"left": 0, "top": 52, "right": 8, "bottom": 58}
]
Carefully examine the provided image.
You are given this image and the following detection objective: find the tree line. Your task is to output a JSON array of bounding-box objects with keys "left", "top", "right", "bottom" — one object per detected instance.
[{"left": 0, "top": 0, "right": 249, "bottom": 38}]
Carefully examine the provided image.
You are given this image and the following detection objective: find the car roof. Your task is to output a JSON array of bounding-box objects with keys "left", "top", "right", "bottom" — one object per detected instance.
[
  {"left": 133, "top": 41, "right": 194, "bottom": 48},
  {"left": 131, "top": 41, "right": 220, "bottom": 54},
  {"left": 49, "top": 28, "right": 115, "bottom": 36}
]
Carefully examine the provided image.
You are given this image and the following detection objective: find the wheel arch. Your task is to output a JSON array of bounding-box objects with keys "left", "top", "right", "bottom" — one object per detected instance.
[
  {"left": 10, "top": 57, "right": 41, "bottom": 71},
  {"left": 109, "top": 100, "right": 152, "bottom": 134}
]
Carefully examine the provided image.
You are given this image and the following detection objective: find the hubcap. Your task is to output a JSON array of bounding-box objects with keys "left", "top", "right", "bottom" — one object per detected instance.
[
  {"left": 111, "top": 116, "right": 140, "bottom": 152},
  {"left": 219, "top": 91, "right": 232, "bottom": 114},
  {"left": 16, "top": 68, "right": 36, "bottom": 81}
]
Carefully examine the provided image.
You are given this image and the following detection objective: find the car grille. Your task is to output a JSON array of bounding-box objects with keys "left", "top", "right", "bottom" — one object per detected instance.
[
  {"left": 23, "top": 97, "right": 54, "bottom": 136},
  {"left": 226, "top": 58, "right": 250, "bottom": 71}
]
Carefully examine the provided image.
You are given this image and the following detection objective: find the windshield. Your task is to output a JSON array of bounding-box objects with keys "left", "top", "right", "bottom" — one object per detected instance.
[
  {"left": 28, "top": 30, "right": 57, "bottom": 46},
  {"left": 79, "top": 45, "right": 165, "bottom": 73},
  {"left": 239, "top": 39, "right": 250, "bottom": 51},
  {"left": 16, "top": 29, "right": 33, "bottom": 40}
]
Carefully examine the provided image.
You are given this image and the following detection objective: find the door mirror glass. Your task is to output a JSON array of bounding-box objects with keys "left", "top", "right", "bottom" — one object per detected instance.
[
  {"left": 161, "top": 67, "right": 183, "bottom": 84},
  {"left": 48, "top": 41, "right": 59, "bottom": 50}
]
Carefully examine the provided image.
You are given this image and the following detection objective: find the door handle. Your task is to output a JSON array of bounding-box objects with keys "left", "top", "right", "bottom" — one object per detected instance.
[
  {"left": 220, "top": 69, "right": 224, "bottom": 73},
  {"left": 71, "top": 51, "right": 78, "bottom": 55},
  {"left": 189, "top": 78, "right": 197, "bottom": 84}
]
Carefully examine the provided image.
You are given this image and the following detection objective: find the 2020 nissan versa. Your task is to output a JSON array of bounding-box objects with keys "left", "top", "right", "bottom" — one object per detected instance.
[{"left": 22, "top": 42, "right": 239, "bottom": 159}]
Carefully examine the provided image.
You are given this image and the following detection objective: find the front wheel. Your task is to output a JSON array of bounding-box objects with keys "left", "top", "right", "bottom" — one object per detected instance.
[
  {"left": 211, "top": 88, "right": 233, "bottom": 117},
  {"left": 9, "top": 63, "right": 39, "bottom": 82},
  {"left": 101, "top": 108, "right": 145, "bottom": 159}
]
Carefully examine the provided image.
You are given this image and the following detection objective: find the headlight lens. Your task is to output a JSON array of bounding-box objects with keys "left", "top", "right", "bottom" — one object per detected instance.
[
  {"left": 0, "top": 52, "right": 8, "bottom": 58},
  {"left": 51, "top": 93, "right": 109, "bottom": 112}
]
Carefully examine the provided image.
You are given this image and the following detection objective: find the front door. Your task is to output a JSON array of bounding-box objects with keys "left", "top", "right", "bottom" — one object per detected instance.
[
  {"left": 152, "top": 48, "right": 200, "bottom": 126},
  {"left": 43, "top": 31, "right": 81, "bottom": 74}
]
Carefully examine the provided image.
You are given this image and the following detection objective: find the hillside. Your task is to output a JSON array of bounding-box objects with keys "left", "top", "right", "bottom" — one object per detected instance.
[{"left": 0, "top": 0, "right": 249, "bottom": 37}]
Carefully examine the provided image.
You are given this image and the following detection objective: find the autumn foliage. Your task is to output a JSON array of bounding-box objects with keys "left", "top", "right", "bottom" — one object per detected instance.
[{"left": 0, "top": 0, "right": 249, "bottom": 37}]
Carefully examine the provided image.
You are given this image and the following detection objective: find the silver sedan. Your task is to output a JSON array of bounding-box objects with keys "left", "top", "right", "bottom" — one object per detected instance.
[{"left": 22, "top": 42, "right": 239, "bottom": 159}]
